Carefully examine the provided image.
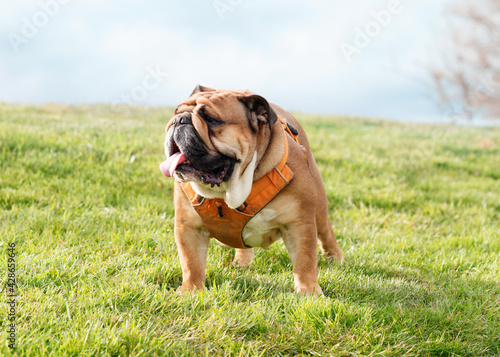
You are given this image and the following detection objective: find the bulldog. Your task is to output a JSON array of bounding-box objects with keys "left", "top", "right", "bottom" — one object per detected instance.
[{"left": 160, "top": 85, "right": 343, "bottom": 295}]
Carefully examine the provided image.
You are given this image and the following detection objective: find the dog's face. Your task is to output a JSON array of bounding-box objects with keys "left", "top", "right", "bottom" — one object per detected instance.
[{"left": 160, "top": 85, "right": 277, "bottom": 208}]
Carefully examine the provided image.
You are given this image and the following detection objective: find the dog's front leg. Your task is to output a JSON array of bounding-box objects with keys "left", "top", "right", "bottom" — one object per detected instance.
[
  {"left": 174, "top": 222, "right": 210, "bottom": 294},
  {"left": 282, "top": 221, "right": 323, "bottom": 296},
  {"left": 173, "top": 182, "right": 210, "bottom": 294}
]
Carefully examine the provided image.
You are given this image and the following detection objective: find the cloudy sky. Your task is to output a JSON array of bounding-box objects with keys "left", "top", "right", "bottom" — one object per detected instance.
[{"left": 1, "top": 0, "right": 452, "bottom": 121}]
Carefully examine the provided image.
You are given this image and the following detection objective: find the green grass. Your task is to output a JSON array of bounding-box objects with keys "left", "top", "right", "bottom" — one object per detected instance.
[{"left": 1, "top": 103, "right": 499, "bottom": 356}]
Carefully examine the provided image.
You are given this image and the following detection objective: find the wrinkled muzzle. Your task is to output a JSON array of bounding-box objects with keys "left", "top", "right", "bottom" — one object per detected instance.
[{"left": 160, "top": 113, "right": 236, "bottom": 187}]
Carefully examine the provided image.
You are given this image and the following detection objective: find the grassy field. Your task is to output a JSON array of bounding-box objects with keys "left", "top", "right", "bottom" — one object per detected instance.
[{"left": 1, "top": 103, "right": 499, "bottom": 356}]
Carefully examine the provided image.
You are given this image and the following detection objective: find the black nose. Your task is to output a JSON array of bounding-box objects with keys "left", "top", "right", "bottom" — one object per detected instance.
[{"left": 177, "top": 112, "right": 192, "bottom": 125}]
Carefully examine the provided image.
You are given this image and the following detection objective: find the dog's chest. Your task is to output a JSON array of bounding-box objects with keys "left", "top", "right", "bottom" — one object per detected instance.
[{"left": 242, "top": 208, "right": 282, "bottom": 249}]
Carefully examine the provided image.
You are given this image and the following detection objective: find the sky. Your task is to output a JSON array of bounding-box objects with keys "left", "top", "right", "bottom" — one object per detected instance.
[{"left": 0, "top": 0, "right": 453, "bottom": 122}]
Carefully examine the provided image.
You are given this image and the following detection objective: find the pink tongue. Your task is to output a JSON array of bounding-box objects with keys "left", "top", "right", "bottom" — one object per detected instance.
[{"left": 160, "top": 153, "right": 187, "bottom": 177}]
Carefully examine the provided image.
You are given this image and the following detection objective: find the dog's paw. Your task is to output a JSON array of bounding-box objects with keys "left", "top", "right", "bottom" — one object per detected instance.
[
  {"left": 176, "top": 283, "right": 205, "bottom": 295},
  {"left": 232, "top": 257, "right": 253, "bottom": 268},
  {"left": 322, "top": 251, "right": 344, "bottom": 263},
  {"left": 295, "top": 283, "right": 324, "bottom": 296},
  {"left": 232, "top": 248, "right": 255, "bottom": 267}
]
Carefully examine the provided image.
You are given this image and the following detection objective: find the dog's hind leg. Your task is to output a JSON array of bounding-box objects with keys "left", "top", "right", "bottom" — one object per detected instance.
[
  {"left": 315, "top": 187, "right": 343, "bottom": 262},
  {"left": 232, "top": 248, "right": 255, "bottom": 267}
]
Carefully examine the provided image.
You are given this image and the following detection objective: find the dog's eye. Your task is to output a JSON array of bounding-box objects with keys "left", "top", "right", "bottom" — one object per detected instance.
[
  {"left": 205, "top": 115, "right": 219, "bottom": 124},
  {"left": 198, "top": 106, "right": 224, "bottom": 127},
  {"left": 203, "top": 114, "right": 224, "bottom": 127}
]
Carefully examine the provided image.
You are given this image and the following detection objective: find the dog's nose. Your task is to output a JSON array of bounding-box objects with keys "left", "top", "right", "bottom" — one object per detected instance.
[{"left": 178, "top": 112, "right": 192, "bottom": 125}]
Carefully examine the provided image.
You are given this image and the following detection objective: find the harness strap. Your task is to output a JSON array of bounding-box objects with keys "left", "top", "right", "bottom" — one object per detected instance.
[{"left": 180, "top": 116, "right": 298, "bottom": 249}]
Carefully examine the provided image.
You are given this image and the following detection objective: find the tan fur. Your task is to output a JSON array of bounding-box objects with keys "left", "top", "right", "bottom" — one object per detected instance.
[
  {"left": 232, "top": 248, "right": 255, "bottom": 267},
  {"left": 165, "top": 88, "right": 342, "bottom": 296}
]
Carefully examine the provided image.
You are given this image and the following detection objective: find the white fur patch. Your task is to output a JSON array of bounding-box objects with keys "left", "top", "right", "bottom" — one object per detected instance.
[
  {"left": 242, "top": 208, "right": 281, "bottom": 249},
  {"left": 225, "top": 152, "right": 257, "bottom": 209}
]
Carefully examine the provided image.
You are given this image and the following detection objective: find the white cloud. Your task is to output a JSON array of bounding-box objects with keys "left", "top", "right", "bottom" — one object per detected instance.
[{"left": 0, "top": 0, "right": 449, "bottom": 120}]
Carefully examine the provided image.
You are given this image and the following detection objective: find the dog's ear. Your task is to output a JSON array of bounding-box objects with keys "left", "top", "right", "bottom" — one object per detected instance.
[
  {"left": 190, "top": 84, "right": 216, "bottom": 96},
  {"left": 238, "top": 94, "right": 278, "bottom": 131}
]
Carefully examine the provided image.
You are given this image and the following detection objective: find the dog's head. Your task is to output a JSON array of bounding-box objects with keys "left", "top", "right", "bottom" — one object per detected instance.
[{"left": 160, "top": 85, "right": 277, "bottom": 208}]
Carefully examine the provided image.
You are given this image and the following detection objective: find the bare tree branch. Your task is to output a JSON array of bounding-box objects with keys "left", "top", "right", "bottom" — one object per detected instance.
[{"left": 430, "top": 0, "right": 500, "bottom": 119}]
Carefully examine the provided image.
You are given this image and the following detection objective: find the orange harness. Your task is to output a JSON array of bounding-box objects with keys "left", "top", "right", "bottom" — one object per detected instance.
[{"left": 180, "top": 117, "right": 300, "bottom": 249}]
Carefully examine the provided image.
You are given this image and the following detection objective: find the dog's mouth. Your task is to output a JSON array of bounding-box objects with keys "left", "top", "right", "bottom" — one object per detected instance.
[{"left": 160, "top": 142, "right": 233, "bottom": 187}]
